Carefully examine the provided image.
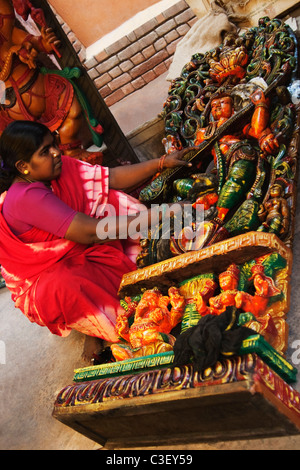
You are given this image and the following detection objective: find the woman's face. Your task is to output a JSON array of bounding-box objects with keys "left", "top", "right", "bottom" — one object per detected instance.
[{"left": 25, "top": 133, "right": 62, "bottom": 182}]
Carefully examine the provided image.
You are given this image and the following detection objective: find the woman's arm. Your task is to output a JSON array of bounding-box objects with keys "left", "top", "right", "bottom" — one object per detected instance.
[
  {"left": 65, "top": 208, "right": 158, "bottom": 245},
  {"left": 109, "top": 148, "right": 192, "bottom": 191},
  {"left": 66, "top": 148, "right": 194, "bottom": 244},
  {"left": 65, "top": 201, "right": 189, "bottom": 245}
]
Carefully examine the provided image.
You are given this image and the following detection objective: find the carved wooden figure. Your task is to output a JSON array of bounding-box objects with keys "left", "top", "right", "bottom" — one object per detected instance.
[
  {"left": 112, "top": 17, "right": 299, "bottom": 360},
  {"left": 111, "top": 286, "right": 185, "bottom": 361},
  {"left": 138, "top": 17, "right": 298, "bottom": 264},
  {"left": 0, "top": 0, "right": 103, "bottom": 163},
  {"left": 53, "top": 18, "right": 300, "bottom": 447}
]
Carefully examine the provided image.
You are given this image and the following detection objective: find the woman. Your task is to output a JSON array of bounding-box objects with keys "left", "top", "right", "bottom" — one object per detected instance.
[{"left": 0, "top": 120, "right": 191, "bottom": 361}]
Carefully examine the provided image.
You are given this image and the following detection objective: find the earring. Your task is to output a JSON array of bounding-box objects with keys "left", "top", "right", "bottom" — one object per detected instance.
[{"left": 24, "top": 170, "right": 29, "bottom": 175}]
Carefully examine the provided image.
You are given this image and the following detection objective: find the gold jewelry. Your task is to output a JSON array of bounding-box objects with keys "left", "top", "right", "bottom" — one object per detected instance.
[
  {"left": 24, "top": 170, "right": 29, "bottom": 175},
  {"left": 158, "top": 154, "right": 167, "bottom": 173}
]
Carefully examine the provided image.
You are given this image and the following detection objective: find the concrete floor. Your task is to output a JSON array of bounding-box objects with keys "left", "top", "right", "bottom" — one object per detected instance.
[{"left": 1, "top": 72, "right": 300, "bottom": 450}]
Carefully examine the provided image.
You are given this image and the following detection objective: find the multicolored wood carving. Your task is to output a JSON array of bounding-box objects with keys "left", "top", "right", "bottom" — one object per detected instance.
[
  {"left": 54, "top": 17, "right": 300, "bottom": 444},
  {"left": 112, "top": 16, "right": 299, "bottom": 367},
  {"left": 53, "top": 353, "right": 300, "bottom": 447}
]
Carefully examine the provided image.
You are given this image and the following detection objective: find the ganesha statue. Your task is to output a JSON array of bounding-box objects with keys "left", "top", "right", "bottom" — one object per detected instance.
[{"left": 111, "top": 286, "right": 185, "bottom": 362}]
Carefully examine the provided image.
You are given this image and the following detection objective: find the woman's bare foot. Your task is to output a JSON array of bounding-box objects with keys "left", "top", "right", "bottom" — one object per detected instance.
[{"left": 82, "top": 335, "right": 103, "bottom": 363}]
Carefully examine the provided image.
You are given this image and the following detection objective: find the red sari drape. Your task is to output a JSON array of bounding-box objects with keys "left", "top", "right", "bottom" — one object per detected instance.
[{"left": 0, "top": 156, "right": 143, "bottom": 341}]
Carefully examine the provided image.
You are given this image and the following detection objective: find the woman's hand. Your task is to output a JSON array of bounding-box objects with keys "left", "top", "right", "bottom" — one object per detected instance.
[
  {"left": 163, "top": 148, "right": 195, "bottom": 169},
  {"left": 109, "top": 147, "right": 198, "bottom": 191}
]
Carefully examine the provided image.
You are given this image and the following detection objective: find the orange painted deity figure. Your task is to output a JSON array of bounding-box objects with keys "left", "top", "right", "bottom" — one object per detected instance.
[
  {"left": 209, "top": 262, "right": 281, "bottom": 318},
  {"left": 194, "top": 88, "right": 279, "bottom": 224},
  {"left": 0, "top": 0, "right": 102, "bottom": 163},
  {"left": 235, "top": 263, "right": 281, "bottom": 345},
  {"left": 194, "top": 277, "right": 218, "bottom": 317},
  {"left": 111, "top": 287, "right": 185, "bottom": 361},
  {"left": 235, "top": 263, "right": 281, "bottom": 318},
  {"left": 209, "top": 263, "right": 240, "bottom": 315},
  {"left": 208, "top": 262, "right": 280, "bottom": 345}
]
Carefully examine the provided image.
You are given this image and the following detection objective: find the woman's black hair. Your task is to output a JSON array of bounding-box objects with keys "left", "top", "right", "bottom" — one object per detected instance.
[{"left": 0, "top": 120, "right": 51, "bottom": 193}]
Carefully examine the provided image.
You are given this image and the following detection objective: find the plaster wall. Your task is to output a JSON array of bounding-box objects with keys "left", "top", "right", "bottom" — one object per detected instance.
[
  {"left": 48, "top": 0, "right": 163, "bottom": 47},
  {"left": 185, "top": 0, "right": 300, "bottom": 25}
]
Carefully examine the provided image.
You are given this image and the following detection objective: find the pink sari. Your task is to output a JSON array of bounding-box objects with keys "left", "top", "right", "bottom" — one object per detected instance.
[{"left": 0, "top": 156, "right": 143, "bottom": 341}]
